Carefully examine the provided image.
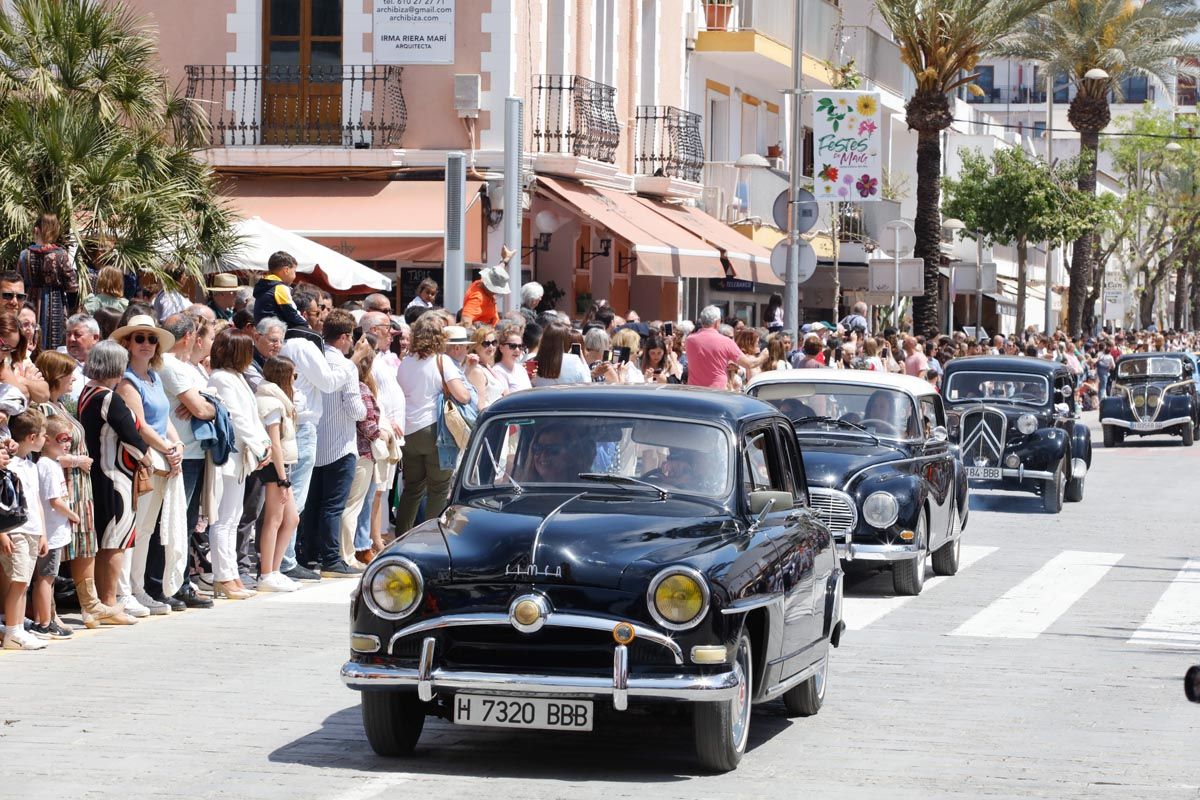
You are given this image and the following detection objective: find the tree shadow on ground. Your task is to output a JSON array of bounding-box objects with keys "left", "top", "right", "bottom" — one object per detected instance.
[{"left": 268, "top": 701, "right": 794, "bottom": 781}]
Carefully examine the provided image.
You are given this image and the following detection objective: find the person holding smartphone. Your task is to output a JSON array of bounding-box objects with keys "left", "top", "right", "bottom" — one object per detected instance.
[
  {"left": 641, "top": 335, "right": 681, "bottom": 383},
  {"left": 609, "top": 329, "right": 644, "bottom": 384}
]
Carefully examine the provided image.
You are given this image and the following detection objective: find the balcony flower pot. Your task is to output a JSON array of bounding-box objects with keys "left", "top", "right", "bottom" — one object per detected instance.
[
  {"left": 705, "top": 1, "right": 733, "bottom": 31},
  {"left": 766, "top": 144, "right": 782, "bottom": 159}
]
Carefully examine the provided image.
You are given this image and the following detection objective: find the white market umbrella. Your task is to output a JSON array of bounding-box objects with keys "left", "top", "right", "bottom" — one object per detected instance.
[{"left": 216, "top": 216, "right": 392, "bottom": 292}]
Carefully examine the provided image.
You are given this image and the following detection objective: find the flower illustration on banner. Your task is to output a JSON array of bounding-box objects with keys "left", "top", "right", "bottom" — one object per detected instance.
[
  {"left": 856, "top": 174, "right": 879, "bottom": 198},
  {"left": 857, "top": 119, "right": 877, "bottom": 136},
  {"left": 843, "top": 173, "right": 854, "bottom": 185},
  {"left": 838, "top": 186, "right": 850, "bottom": 198},
  {"left": 816, "top": 96, "right": 849, "bottom": 132},
  {"left": 855, "top": 95, "right": 878, "bottom": 117},
  {"left": 818, "top": 164, "right": 839, "bottom": 183}
]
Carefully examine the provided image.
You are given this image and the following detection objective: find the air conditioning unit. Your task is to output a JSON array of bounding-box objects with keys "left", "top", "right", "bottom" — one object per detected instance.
[
  {"left": 702, "top": 185, "right": 724, "bottom": 219},
  {"left": 454, "top": 74, "right": 481, "bottom": 118}
]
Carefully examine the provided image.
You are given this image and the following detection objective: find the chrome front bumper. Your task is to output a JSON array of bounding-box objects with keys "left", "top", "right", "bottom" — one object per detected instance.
[
  {"left": 836, "top": 540, "right": 918, "bottom": 562},
  {"left": 1102, "top": 416, "right": 1191, "bottom": 432},
  {"left": 341, "top": 636, "right": 740, "bottom": 710}
]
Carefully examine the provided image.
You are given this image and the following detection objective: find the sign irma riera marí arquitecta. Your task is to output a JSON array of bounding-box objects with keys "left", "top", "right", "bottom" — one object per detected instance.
[
  {"left": 373, "top": 0, "right": 455, "bottom": 65},
  {"left": 811, "top": 91, "right": 882, "bottom": 203}
]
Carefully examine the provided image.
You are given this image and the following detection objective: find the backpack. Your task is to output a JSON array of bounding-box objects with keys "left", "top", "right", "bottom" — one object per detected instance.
[{"left": 0, "top": 466, "right": 29, "bottom": 533}]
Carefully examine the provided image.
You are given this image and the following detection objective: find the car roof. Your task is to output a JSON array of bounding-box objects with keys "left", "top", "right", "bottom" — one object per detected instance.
[
  {"left": 477, "top": 384, "right": 781, "bottom": 427},
  {"left": 1115, "top": 351, "right": 1194, "bottom": 363},
  {"left": 942, "top": 355, "right": 1066, "bottom": 377},
  {"left": 746, "top": 368, "right": 939, "bottom": 398}
]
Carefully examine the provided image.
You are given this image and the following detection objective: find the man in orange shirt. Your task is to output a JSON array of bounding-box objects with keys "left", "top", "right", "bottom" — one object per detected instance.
[{"left": 461, "top": 247, "right": 513, "bottom": 325}]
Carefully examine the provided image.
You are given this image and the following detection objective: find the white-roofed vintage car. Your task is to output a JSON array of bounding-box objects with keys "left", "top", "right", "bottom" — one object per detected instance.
[{"left": 746, "top": 369, "right": 969, "bottom": 596}]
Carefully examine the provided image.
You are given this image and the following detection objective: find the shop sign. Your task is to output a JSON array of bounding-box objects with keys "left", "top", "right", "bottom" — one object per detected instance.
[
  {"left": 812, "top": 91, "right": 882, "bottom": 203},
  {"left": 709, "top": 278, "right": 756, "bottom": 292},
  {"left": 373, "top": 0, "right": 455, "bottom": 64}
]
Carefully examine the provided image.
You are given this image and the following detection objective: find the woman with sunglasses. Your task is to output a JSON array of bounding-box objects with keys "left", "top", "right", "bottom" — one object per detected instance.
[
  {"left": 465, "top": 325, "right": 507, "bottom": 411},
  {"left": 492, "top": 321, "right": 532, "bottom": 393},
  {"left": 112, "top": 314, "right": 184, "bottom": 617}
]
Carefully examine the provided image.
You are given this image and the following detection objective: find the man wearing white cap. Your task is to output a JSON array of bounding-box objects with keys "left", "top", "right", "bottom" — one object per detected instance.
[{"left": 461, "top": 247, "right": 513, "bottom": 326}]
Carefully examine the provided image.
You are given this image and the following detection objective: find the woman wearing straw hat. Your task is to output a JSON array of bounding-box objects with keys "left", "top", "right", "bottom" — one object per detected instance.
[
  {"left": 461, "top": 247, "right": 513, "bottom": 326},
  {"left": 206, "top": 273, "right": 244, "bottom": 321}
]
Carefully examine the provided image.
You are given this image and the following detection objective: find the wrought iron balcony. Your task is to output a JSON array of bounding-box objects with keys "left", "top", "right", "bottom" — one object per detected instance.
[
  {"left": 635, "top": 106, "right": 704, "bottom": 183},
  {"left": 530, "top": 74, "right": 620, "bottom": 163},
  {"left": 184, "top": 64, "right": 406, "bottom": 148}
]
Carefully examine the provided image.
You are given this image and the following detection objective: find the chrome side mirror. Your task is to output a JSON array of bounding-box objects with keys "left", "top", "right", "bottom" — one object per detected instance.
[
  {"left": 930, "top": 426, "right": 949, "bottom": 443},
  {"left": 747, "top": 490, "right": 792, "bottom": 529}
]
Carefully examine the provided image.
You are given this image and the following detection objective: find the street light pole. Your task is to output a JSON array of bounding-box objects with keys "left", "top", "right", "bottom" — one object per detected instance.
[
  {"left": 1044, "top": 84, "right": 1054, "bottom": 335},
  {"left": 784, "top": 3, "right": 806, "bottom": 335},
  {"left": 976, "top": 233, "right": 984, "bottom": 334}
]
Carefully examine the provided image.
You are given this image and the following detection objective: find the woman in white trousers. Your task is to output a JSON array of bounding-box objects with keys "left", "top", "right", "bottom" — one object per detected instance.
[{"left": 206, "top": 329, "right": 271, "bottom": 600}]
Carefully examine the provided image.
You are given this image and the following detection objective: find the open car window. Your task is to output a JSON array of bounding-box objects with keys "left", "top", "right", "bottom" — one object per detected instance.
[
  {"left": 944, "top": 371, "right": 1049, "bottom": 405},
  {"left": 1116, "top": 357, "right": 1183, "bottom": 379},
  {"left": 464, "top": 414, "right": 732, "bottom": 497},
  {"left": 749, "top": 382, "right": 920, "bottom": 439}
]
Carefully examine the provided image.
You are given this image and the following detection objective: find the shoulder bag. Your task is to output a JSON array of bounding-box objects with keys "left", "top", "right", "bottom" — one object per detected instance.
[
  {"left": 435, "top": 355, "right": 473, "bottom": 450},
  {"left": 0, "top": 466, "right": 28, "bottom": 533}
]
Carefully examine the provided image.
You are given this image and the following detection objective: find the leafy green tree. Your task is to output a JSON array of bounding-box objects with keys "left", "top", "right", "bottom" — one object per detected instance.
[
  {"left": 0, "top": 0, "right": 238, "bottom": 287},
  {"left": 875, "top": 0, "right": 1053, "bottom": 336},
  {"left": 997, "top": 0, "right": 1200, "bottom": 335},
  {"left": 943, "top": 147, "right": 1105, "bottom": 333}
]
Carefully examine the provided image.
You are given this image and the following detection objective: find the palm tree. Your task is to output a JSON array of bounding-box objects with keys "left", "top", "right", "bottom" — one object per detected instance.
[
  {"left": 0, "top": 0, "right": 238, "bottom": 286},
  {"left": 997, "top": 0, "right": 1200, "bottom": 336},
  {"left": 876, "top": 0, "right": 1051, "bottom": 336}
]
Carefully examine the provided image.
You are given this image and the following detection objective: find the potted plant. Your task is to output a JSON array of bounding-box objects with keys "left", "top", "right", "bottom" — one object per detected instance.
[
  {"left": 575, "top": 291, "right": 593, "bottom": 315},
  {"left": 705, "top": 0, "right": 733, "bottom": 31}
]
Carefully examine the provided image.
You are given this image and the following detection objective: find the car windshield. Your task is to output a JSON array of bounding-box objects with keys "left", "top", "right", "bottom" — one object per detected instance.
[
  {"left": 944, "top": 372, "right": 1049, "bottom": 406},
  {"left": 1116, "top": 357, "right": 1183, "bottom": 379},
  {"left": 463, "top": 414, "right": 732, "bottom": 497},
  {"left": 749, "top": 382, "right": 919, "bottom": 439}
]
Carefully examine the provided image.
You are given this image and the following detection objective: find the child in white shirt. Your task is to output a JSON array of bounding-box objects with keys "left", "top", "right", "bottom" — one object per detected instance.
[
  {"left": 1, "top": 408, "right": 48, "bottom": 650},
  {"left": 29, "top": 415, "right": 80, "bottom": 639}
]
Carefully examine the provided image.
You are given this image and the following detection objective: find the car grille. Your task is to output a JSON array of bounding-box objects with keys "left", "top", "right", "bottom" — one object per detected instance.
[
  {"left": 808, "top": 488, "right": 857, "bottom": 536},
  {"left": 1128, "top": 385, "right": 1163, "bottom": 422},
  {"left": 960, "top": 407, "right": 1007, "bottom": 468},
  {"left": 396, "top": 626, "right": 678, "bottom": 670}
]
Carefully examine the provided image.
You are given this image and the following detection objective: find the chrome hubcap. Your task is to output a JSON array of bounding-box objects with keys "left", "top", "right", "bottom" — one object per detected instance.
[
  {"left": 812, "top": 654, "right": 827, "bottom": 700},
  {"left": 730, "top": 645, "right": 751, "bottom": 750}
]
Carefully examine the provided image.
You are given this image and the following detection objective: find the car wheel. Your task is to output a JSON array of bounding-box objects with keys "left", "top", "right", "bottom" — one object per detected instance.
[
  {"left": 694, "top": 632, "right": 753, "bottom": 773},
  {"left": 1065, "top": 470, "right": 1085, "bottom": 503},
  {"left": 361, "top": 691, "right": 426, "bottom": 757},
  {"left": 1102, "top": 425, "right": 1116, "bottom": 449},
  {"left": 781, "top": 648, "right": 828, "bottom": 718},
  {"left": 892, "top": 515, "right": 927, "bottom": 596},
  {"left": 932, "top": 532, "right": 961, "bottom": 576},
  {"left": 1042, "top": 459, "right": 1065, "bottom": 514},
  {"left": 1183, "top": 424, "right": 1195, "bottom": 447}
]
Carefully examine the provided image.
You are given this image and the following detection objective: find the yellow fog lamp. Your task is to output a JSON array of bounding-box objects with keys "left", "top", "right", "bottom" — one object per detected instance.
[{"left": 613, "top": 622, "right": 637, "bottom": 645}]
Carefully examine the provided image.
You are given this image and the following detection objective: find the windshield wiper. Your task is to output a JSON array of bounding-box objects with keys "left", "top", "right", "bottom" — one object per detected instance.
[
  {"left": 578, "top": 472, "right": 668, "bottom": 500},
  {"left": 483, "top": 437, "right": 522, "bottom": 494},
  {"left": 793, "top": 415, "right": 881, "bottom": 444}
]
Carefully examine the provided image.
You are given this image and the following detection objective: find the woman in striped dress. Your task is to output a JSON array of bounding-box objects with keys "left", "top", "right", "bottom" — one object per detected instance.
[{"left": 78, "top": 341, "right": 149, "bottom": 618}]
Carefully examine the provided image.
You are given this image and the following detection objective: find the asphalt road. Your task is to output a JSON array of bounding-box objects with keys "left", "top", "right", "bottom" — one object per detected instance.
[{"left": 1, "top": 412, "right": 1197, "bottom": 800}]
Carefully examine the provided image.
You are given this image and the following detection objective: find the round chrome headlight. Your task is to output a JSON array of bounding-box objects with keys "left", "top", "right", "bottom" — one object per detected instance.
[
  {"left": 862, "top": 491, "right": 900, "bottom": 529},
  {"left": 648, "top": 566, "right": 710, "bottom": 631},
  {"left": 1017, "top": 413, "right": 1038, "bottom": 435},
  {"left": 365, "top": 557, "right": 424, "bottom": 620}
]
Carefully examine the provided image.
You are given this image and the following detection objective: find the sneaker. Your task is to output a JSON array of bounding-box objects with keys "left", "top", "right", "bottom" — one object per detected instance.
[
  {"left": 3, "top": 627, "right": 47, "bottom": 650},
  {"left": 134, "top": 591, "right": 171, "bottom": 616},
  {"left": 258, "top": 572, "right": 299, "bottom": 593},
  {"left": 277, "top": 572, "right": 300, "bottom": 591},
  {"left": 118, "top": 594, "right": 151, "bottom": 618},
  {"left": 320, "top": 562, "right": 362, "bottom": 578},
  {"left": 29, "top": 621, "right": 73, "bottom": 639},
  {"left": 283, "top": 565, "right": 321, "bottom": 582}
]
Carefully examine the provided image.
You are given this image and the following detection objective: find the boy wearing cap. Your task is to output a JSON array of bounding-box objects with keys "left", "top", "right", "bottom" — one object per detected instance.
[{"left": 461, "top": 247, "right": 513, "bottom": 326}]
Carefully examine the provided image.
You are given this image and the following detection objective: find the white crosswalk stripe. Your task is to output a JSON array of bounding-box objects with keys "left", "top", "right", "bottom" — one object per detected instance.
[
  {"left": 1127, "top": 559, "right": 1200, "bottom": 649},
  {"left": 842, "top": 545, "right": 998, "bottom": 631},
  {"left": 950, "top": 550, "right": 1123, "bottom": 639}
]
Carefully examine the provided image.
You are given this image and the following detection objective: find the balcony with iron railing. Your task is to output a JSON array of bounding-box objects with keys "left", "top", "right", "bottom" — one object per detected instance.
[
  {"left": 530, "top": 74, "right": 620, "bottom": 164},
  {"left": 635, "top": 106, "right": 704, "bottom": 183},
  {"left": 841, "top": 27, "right": 904, "bottom": 94},
  {"left": 184, "top": 65, "right": 406, "bottom": 148}
]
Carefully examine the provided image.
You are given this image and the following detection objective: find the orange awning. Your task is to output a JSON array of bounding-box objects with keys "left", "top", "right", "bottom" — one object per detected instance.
[
  {"left": 634, "top": 197, "right": 782, "bottom": 286},
  {"left": 224, "top": 179, "right": 485, "bottom": 263},
  {"left": 536, "top": 177, "right": 725, "bottom": 279}
]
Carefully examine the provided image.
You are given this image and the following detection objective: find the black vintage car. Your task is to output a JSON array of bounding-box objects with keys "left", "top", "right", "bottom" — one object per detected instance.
[
  {"left": 341, "top": 386, "right": 844, "bottom": 772},
  {"left": 747, "top": 370, "right": 969, "bottom": 596},
  {"left": 1099, "top": 352, "right": 1200, "bottom": 447},
  {"left": 941, "top": 356, "right": 1092, "bottom": 513}
]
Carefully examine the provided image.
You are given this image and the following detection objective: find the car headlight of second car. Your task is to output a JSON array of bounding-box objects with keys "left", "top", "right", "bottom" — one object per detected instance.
[
  {"left": 365, "top": 557, "right": 424, "bottom": 620},
  {"left": 862, "top": 491, "right": 900, "bottom": 529},
  {"left": 648, "top": 566, "right": 710, "bottom": 630},
  {"left": 1017, "top": 413, "right": 1038, "bottom": 435}
]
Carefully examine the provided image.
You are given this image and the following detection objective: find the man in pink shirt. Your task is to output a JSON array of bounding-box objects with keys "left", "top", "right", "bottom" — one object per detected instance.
[
  {"left": 685, "top": 306, "right": 765, "bottom": 388},
  {"left": 902, "top": 336, "right": 928, "bottom": 379}
]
